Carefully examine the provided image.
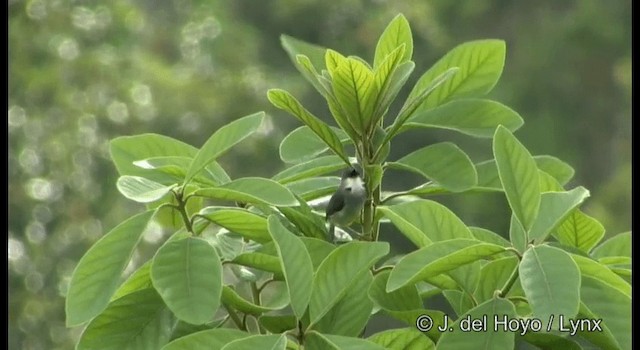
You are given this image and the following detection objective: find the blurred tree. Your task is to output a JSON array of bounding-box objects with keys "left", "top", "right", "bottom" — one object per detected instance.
[{"left": 8, "top": 0, "right": 630, "bottom": 349}]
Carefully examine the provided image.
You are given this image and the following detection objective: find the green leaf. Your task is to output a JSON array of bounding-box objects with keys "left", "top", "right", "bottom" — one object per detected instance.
[
  {"left": 390, "top": 142, "right": 477, "bottom": 192},
  {"left": 469, "top": 227, "right": 510, "bottom": 248},
  {"left": 554, "top": 209, "right": 605, "bottom": 253},
  {"left": 386, "top": 309, "right": 447, "bottom": 343},
  {"left": 509, "top": 214, "right": 527, "bottom": 253},
  {"left": 300, "top": 237, "right": 336, "bottom": 270},
  {"left": 272, "top": 155, "right": 345, "bottom": 184},
  {"left": 368, "top": 328, "right": 435, "bottom": 350},
  {"left": 221, "top": 334, "right": 287, "bottom": 350},
  {"left": 309, "top": 241, "right": 389, "bottom": 324},
  {"left": 185, "top": 112, "right": 264, "bottom": 183},
  {"left": 592, "top": 231, "right": 631, "bottom": 258},
  {"left": 280, "top": 126, "right": 349, "bottom": 164},
  {"left": 473, "top": 256, "right": 518, "bottom": 303},
  {"left": 533, "top": 155, "right": 575, "bottom": 185},
  {"left": 231, "top": 252, "right": 282, "bottom": 276},
  {"left": 368, "top": 270, "right": 422, "bottom": 312},
  {"left": 151, "top": 237, "right": 222, "bottom": 325},
  {"left": 66, "top": 210, "right": 154, "bottom": 326},
  {"left": 405, "top": 99, "right": 523, "bottom": 138},
  {"left": 442, "top": 290, "right": 475, "bottom": 317},
  {"left": 77, "top": 288, "right": 174, "bottom": 350},
  {"left": 133, "top": 156, "right": 230, "bottom": 186},
  {"left": 374, "top": 14, "right": 413, "bottom": 68},
  {"left": 520, "top": 332, "right": 583, "bottom": 350},
  {"left": 519, "top": 245, "right": 580, "bottom": 325},
  {"left": 220, "top": 284, "right": 288, "bottom": 315},
  {"left": 529, "top": 187, "right": 590, "bottom": 242},
  {"left": 281, "top": 34, "right": 326, "bottom": 73},
  {"left": 538, "top": 169, "right": 564, "bottom": 192},
  {"left": 286, "top": 176, "right": 339, "bottom": 201},
  {"left": 198, "top": 207, "right": 270, "bottom": 243},
  {"left": 378, "top": 199, "right": 473, "bottom": 248},
  {"left": 277, "top": 201, "right": 328, "bottom": 240},
  {"left": 307, "top": 332, "right": 387, "bottom": 350},
  {"left": 116, "top": 176, "right": 175, "bottom": 203},
  {"left": 435, "top": 298, "right": 516, "bottom": 350},
  {"left": 386, "top": 239, "right": 506, "bottom": 292},
  {"left": 385, "top": 68, "right": 458, "bottom": 143},
  {"left": 194, "top": 177, "right": 299, "bottom": 207},
  {"left": 267, "top": 215, "right": 314, "bottom": 319},
  {"left": 371, "top": 45, "right": 407, "bottom": 122},
  {"left": 313, "top": 271, "right": 374, "bottom": 336},
  {"left": 110, "top": 133, "right": 197, "bottom": 185},
  {"left": 258, "top": 315, "right": 297, "bottom": 334},
  {"left": 332, "top": 57, "right": 379, "bottom": 133},
  {"left": 571, "top": 254, "right": 630, "bottom": 298},
  {"left": 162, "top": 329, "right": 249, "bottom": 350},
  {"left": 493, "top": 125, "right": 540, "bottom": 232},
  {"left": 325, "top": 49, "right": 347, "bottom": 74},
  {"left": 409, "top": 39, "right": 505, "bottom": 110},
  {"left": 112, "top": 260, "right": 153, "bottom": 301},
  {"left": 268, "top": 89, "right": 349, "bottom": 164},
  {"left": 576, "top": 276, "right": 631, "bottom": 350}
]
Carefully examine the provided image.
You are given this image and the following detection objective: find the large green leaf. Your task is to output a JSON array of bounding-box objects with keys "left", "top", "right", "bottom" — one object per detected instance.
[
  {"left": 267, "top": 215, "right": 314, "bottom": 319},
  {"left": 408, "top": 39, "right": 505, "bottom": 110},
  {"left": 307, "top": 332, "right": 387, "bottom": 350},
  {"left": 162, "top": 329, "right": 249, "bottom": 350},
  {"left": 268, "top": 89, "right": 349, "bottom": 163},
  {"left": 576, "top": 276, "right": 631, "bottom": 350},
  {"left": 281, "top": 34, "right": 326, "bottom": 73},
  {"left": 77, "top": 288, "right": 174, "bottom": 350},
  {"left": 116, "top": 176, "right": 176, "bottom": 203},
  {"left": 194, "top": 177, "right": 299, "bottom": 207},
  {"left": 390, "top": 142, "right": 477, "bottom": 192},
  {"left": 151, "top": 237, "right": 222, "bottom": 325},
  {"left": 185, "top": 112, "right": 264, "bottom": 183},
  {"left": 332, "top": 57, "right": 379, "bottom": 133},
  {"left": 570, "top": 254, "right": 630, "bottom": 298},
  {"left": 368, "top": 270, "right": 421, "bottom": 311},
  {"left": 591, "top": 231, "right": 631, "bottom": 258},
  {"left": 469, "top": 226, "right": 510, "bottom": 248},
  {"left": 473, "top": 256, "right": 518, "bottom": 303},
  {"left": 286, "top": 176, "right": 339, "bottom": 201},
  {"left": 110, "top": 133, "right": 197, "bottom": 185},
  {"left": 371, "top": 45, "right": 407, "bottom": 122},
  {"left": 519, "top": 245, "right": 580, "bottom": 326},
  {"left": 279, "top": 126, "right": 349, "bottom": 164},
  {"left": 133, "top": 156, "right": 230, "bottom": 186},
  {"left": 308, "top": 241, "right": 389, "bottom": 324},
  {"left": 231, "top": 252, "right": 282, "bottom": 277},
  {"left": 373, "top": 14, "right": 413, "bottom": 68},
  {"left": 435, "top": 298, "right": 516, "bottom": 350},
  {"left": 272, "top": 155, "right": 345, "bottom": 184},
  {"left": 368, "top": 328, "right": 434, "bottom": 350},
  {"left": 386, "top": 239, "right": 506, "bottom": 292},
  {"left": 378, "top": 199, "right": 473, "bottom": 248},
  {"left": 385, "top": 68, "right": 458, "bottom": 143},
  {"left": 66, "top": 210, "right": 154, "bottom": 326},
  {"left": 313, "top": 271, "right": 373, "bottom": 336},
  {"left": 476, "top": 155, "right": 575, "bottom": 190},
  {"left": 529, "top": 187, "right": 590, "bottom": 242},
  {"left": 300, "top": 237, "right": 336, "bottom": 270},
  {"left": 493, "top": 125, "right": 540, "bottom": 232},
  {"left": 220, "top": 284, "right": 288, "bottom": 315},
  {"left": 221, "top": 334, "right": 287, "bottom": 350},
  {"left": 112, "top": 260, "right": 153, "bottom": 301},
  {"left": 554, "top": 209, "right": 605, "bottom": 253},
  {"left": 405, "top": 99, "right": 523, "bottom": 138},
  {"left": 198, "top": 207, "right": 270, "bottom": 243}
]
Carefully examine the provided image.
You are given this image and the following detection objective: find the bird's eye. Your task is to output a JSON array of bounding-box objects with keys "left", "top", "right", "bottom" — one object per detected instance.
[{"left": 345, "top": 187, "right": 352, "bottom": 192}]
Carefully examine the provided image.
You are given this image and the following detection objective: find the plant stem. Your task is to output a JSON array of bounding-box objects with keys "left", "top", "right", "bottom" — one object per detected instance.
[
  {"left": 174, "top": 191, "right": 194, "bottom": 234},
  {"left": 249, "top": 282, "right": 266, "bottom": 334},
  {"left": 498, "top": 266, "right": 520, "bottom": 298},
  {"left": 224, "top": 305, "right": 245, "bottom": 331}
]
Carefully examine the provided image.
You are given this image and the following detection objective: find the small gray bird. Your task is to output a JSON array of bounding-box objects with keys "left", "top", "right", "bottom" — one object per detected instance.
[{"left": 325, "top": 167, "right": 366, "bottom": 242}]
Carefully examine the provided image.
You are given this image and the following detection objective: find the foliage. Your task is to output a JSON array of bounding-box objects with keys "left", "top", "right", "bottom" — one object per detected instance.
[{"left": 64, "top": 14, "right": 631, "bottom": 350}]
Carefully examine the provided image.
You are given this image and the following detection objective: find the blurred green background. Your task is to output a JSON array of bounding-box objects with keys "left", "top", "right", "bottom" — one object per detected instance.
[{"left": 9, "top": 0, "right": 630, "bottom": 349}]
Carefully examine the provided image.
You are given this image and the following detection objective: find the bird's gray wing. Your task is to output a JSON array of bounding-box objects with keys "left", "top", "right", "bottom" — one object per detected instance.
[{"left": 325, "top": 192, "right": 345, "bottom": 220}]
